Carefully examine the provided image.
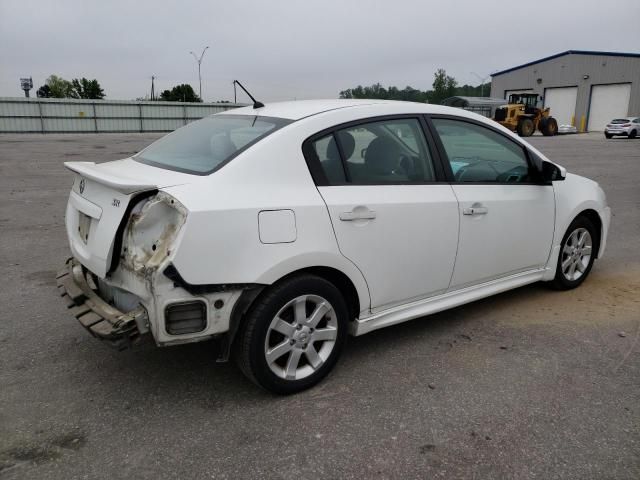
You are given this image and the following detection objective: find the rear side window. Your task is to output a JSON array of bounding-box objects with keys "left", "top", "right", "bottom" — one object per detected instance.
[
  {"left": 311, "top": 135, "right": 347, "bottom": 184},
  {"left": 432, "top": 118, "right": 533, "bottom": 183},
  {"left": 135, "top": 114, "right": 291, "bottom": 175},
  {"left": 310, "top": 118, "right": 436, "bottom": 185}
]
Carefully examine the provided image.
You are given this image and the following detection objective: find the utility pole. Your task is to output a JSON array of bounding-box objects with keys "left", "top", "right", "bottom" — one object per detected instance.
[
  {"left": 233, "top": 80, "right": 237, "bottom": 103},
  {"left": 470, "top": 72, "right": 490, "bottom": 97},
  {"left": 150, "top": 75, "right": 155, "bottom": 101},
  {"left": 190, "top": 46, "right": 209, "bottom": 101}
]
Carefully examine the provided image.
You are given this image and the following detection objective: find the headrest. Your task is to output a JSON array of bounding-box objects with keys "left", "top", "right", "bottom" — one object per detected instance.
[
  {"left": 326, "top": 131, "right": 356, "bottom": 161},
  {"left": 364, "top": 136, "right": 399, "bottom": 174}
]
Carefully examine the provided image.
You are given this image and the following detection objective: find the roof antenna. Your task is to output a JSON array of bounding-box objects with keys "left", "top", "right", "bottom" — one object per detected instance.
[{"left": 232, "top": 80, "right": 264, "bottom": 109}]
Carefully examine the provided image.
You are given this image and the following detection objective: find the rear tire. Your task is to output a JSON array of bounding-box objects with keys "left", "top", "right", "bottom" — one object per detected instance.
[
  {"left": 605, "top": 133, "right": 613, "bottom": 139},
  {"left": 517, "top": 118, "right": 535, "bottom": 137},
  {"left": 550, "top": 216, "right": 598, "bottom": 290},
  {"left": 542, "top": 117, "right": 558, "bottom": 136},
  {"left": 234, "top": 274, "right": 348, "bottom": 394}
]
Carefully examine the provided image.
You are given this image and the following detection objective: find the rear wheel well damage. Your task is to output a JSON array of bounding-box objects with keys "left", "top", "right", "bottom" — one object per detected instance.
[{"left": 218, "top": 266, "right": 361, "bottom": 362}]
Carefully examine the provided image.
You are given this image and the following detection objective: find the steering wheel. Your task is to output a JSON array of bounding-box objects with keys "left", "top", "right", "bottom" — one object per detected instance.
[
  {"left": 496, "top": 165, "right": 528, "bottom": 183},
  {"left": 455, "top": 158, "right": 501, "bottom": 182}
]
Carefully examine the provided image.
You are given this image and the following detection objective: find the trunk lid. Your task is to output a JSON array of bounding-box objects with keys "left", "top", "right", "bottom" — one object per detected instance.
[{"left": 64, "top": 159, "right": 192, "bottom": 278}]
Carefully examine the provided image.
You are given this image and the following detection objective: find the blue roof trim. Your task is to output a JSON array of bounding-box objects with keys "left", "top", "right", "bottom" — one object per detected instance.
[{"left": 491, "top": 50, "right": 640, "bottom": 77}]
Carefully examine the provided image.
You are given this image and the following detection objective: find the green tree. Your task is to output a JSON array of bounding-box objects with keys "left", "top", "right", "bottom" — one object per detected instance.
[
  {"left": 340, "top": 83, "right": 388, "bottom": 100},
  {"left": 430, "top": 68, "right": 457, "bottom": 104},
  {"left": 339, "top": 69, "right": 492, "bottom": 105},
  {"left": 70, "top": 78, "right": 105, "bottom": 99},
  {"left": 44, "top": 75, "right": 74, "bottom": 98},
  {"left": 455, "top": 82, "right": 492, "bottom": 97},
  {"left": 36, "top": 84, "right": 51, "bottom": 98},
  {"left": 160, "top": 84, "right": 201, "bottom": 102}
]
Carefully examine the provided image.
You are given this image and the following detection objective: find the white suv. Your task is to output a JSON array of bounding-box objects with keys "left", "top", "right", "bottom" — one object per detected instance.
[
  {"left": 58, "top": 100, "right": 610, "bottom": 394},
  {"left": 604, "top": 117, "right": 640, "bottom": 138}
]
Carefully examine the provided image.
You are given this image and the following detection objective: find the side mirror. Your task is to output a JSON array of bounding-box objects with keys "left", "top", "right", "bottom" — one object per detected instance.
[{"left": 541, "top": 161, "right": 565, "bottom": 182}]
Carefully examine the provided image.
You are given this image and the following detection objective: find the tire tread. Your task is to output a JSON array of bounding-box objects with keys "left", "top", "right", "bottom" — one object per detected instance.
[
  {"left": 549, "top": 215, "right": 598, "bottom": 290},
  {"left": 234, "top": 273, "right": 347, "bottom": 394}
]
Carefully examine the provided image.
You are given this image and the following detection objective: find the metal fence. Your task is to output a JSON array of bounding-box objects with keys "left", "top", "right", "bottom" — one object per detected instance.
[
  {"left": 462, "top": 105, "right": 493, "bottom": 118},
  {"left": 0, "top": 97, "right": 243, "bottom": 133}
]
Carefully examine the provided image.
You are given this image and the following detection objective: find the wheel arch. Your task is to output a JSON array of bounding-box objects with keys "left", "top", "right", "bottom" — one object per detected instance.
[
  {"left": 575, "top": 208, "right": 602, "bottom": 258},
  {"left": 284, "top": 266, "right": 361, "bottom": 320},
  {"left": 251, "top": 265, "right": 363, "bottom": 324},
  {"left": 218, "top": 262, "right": 368, "bottom": 362}
]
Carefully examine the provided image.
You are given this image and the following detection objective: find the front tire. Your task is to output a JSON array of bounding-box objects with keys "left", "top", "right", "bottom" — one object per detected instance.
[
  {"left": 235, "top": 274, "right": 348, "bottom": 394},
  {"left": 517, "top": 117, "right": 535, "bottom": 137},
  {"left": 605, "top": 133, "right": 613, "bottom": 139},
  {"left": 550, "top": 216, "right": 598, "bottom": 290},
  {"left": 542, "top": 117, "right": 558, "bottom": 136},
  {"left": 629, "top": 130, "right": 637, "bottom": 139}
]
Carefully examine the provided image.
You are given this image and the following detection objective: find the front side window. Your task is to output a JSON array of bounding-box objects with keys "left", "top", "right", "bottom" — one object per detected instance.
[
  {"left": 312, "top": 118, "right": 436, "bottom": 184},
  {"left": 135, "top": 114, "right": 291, "bottom": 174},
  {"left": 432, "top": 118, "right": 533, "bottom": 183}
]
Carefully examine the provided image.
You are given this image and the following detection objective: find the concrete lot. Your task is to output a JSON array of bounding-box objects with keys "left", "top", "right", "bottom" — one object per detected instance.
[{"left": 0, "top": 131, "right": 638, "bottom": 479}]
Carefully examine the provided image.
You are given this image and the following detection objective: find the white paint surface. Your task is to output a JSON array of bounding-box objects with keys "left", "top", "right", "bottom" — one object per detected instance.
[{"left": 259, "top": 209, "right": 297, "bottom": 244}]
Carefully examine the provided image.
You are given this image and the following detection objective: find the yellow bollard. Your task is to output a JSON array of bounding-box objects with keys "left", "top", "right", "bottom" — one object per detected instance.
[
  {"left": 571, "top": 115, "right": 575, "bottom": 127},
  {"left": 580, "top": 116, "right": 586, "bottom": 133}
]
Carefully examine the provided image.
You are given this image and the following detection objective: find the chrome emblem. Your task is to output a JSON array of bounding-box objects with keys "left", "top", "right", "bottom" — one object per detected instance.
[{"left": 79, "top": 178, "right": 86, "bottom": 194}]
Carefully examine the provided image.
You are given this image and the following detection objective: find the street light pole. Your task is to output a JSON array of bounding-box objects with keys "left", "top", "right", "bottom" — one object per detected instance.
[
  {"left": 190, "top": 46, "right": 209, "bottom": 101},
  {"left": 470, "top": 72, "right": 490, "bottom": 97}
]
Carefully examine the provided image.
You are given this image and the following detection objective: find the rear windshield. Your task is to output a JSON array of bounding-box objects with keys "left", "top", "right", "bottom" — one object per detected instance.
[
  {"left": 611, "top": 119, "right": 630, "bottom": 124},
  {"left": 135, "top": 114, "right": 291, "bottom": 174}
]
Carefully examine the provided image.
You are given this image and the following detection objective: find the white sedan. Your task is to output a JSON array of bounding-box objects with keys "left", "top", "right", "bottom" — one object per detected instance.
[{"left": 57, "top": 100, "right": 611, "bottom": 394}]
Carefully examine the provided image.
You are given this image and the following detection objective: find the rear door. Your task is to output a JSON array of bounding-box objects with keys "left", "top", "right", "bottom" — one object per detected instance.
[
  {"left": 304, "top": 116, "right": 459, "bottom": 311},
  {"left": 428, "top": 116, "right": 555, "bottom": 289}
]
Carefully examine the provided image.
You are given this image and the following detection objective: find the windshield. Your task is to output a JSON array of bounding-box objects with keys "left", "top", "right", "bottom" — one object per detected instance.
[
  {"left": 611, "top": 119, "right": 630, "bottom": 124},
  {"left": 135, "top": 114, "right": 291, "bottom": 174}
]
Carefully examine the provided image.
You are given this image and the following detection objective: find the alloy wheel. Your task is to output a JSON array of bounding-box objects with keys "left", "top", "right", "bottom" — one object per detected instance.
[
  {"left": 264, "top": 295, "right": 338, "bottom": 381},
  {"left": 561, "top": 227, "right": 593, "bottom": 281}
]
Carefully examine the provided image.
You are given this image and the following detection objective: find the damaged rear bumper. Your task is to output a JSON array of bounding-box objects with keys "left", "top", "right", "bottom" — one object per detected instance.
[{"left": 56, "top": 258, "right": 148, "bottom": 350}]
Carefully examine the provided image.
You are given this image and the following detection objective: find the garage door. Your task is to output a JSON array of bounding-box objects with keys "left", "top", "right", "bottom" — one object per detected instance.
[
  {"left": 587, "top": 83, "right": 632, "bottom": 131},
  {"left": 544, "top": 87, "right": 577, "bottom": 126},
  {"left": 504, "top": 89, "right": 533, "bottom": 100}
]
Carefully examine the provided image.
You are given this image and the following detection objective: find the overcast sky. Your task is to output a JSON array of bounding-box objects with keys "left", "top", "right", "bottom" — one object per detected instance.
[{"left": 1, "top": 0, "right": 639, "bottom": 102}]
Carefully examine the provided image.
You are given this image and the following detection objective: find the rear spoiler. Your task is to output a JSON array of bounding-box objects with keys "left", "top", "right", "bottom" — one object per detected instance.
[{"left": 64, "top": 162, "right": 157, "bottom": 195}]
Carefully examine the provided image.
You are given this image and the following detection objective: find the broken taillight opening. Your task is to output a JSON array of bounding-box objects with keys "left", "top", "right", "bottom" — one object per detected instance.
[{"left": 165, "top": 301, "right": 207, "bottom": 335}]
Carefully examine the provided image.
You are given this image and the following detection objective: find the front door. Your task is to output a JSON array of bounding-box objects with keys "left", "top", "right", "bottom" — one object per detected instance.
[
  {"left": 430, "top": 117, "right": 555, "bottom": 289},
  {"left": 305, "top": 117, "right": 459, "bottom": 311}
]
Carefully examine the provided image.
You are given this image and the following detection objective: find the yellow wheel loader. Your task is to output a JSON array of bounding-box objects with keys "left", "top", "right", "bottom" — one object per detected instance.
[{"left": 493, "top": 93, "right": 558, "bottom": 137}]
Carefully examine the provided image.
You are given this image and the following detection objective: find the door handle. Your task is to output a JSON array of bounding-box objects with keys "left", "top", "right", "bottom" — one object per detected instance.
[
  {"left": 462, "top": 205, "right": 488, "bottom": 215},
  {"left": 340, "top": 208, "right": 377, "bottom": 221}
]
